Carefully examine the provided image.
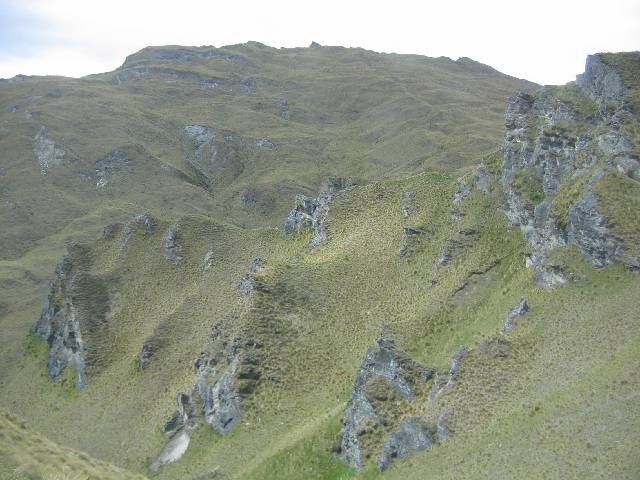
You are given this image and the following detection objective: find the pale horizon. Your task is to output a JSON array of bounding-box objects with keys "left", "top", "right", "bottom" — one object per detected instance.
[{"left": 0, "top": 0, "right": 639, "bottom": 85}]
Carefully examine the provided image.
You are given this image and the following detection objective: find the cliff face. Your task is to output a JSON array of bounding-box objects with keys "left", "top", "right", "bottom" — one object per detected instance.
[{"left": 502, "top": 53, "right": 640, "bottom": 286}]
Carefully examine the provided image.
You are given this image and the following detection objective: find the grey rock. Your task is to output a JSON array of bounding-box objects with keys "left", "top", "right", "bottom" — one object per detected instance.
[
  {"left": 284, "top": 192, "right": 331, "bottom": 246},
  {"left": 436, "top": 411, "right": 450, "bottom": 440},
  {"left": 198, "top": 356, "right": 241, "bottom": 435},
  {"left": 203, "top": 250, "right": 215, "bottom": 271},
  {"left": 501, "top": 56, "right": 639, "bottom": 285},
  {"left": 474, "top": 164, "right": 494, "bottom": 193},
  {"left": 163, "top": 229, "right": 183, "bottom": 264},
  {"left": 35, "top": 244, "right": 109, "bottom": 390},
  {"left": 154, "top": 345, "right": 247, "bottom": 469},
  {"left": 576, "top": 54, "right": 626, "bottom": 113},
  {"left": 501, "top": 297, "right": 529, "bottom": 333},
  {"left": 402, "top": 191, "right": 415, "bottom": 217},
  {"left": 378, "top": 417, "right": 434, "bottom": 470},
  {"left": 338, "top": 335, "right": 434, "bottom": 470},
  {"left": 95, "top": 150, "right": 129, "bottom": 190},
  {"left": 452, "top": 181, "right": 471, "bottom": 207},
  {"left": 34, "top": 126, "right": 65, "bottom": 174},
  {"left": 237, "top": 258, "right": 265, "bottom": 296},
  {"left": 568, "top": 192, "right": 624, "bottom": 268},
  {"left": 447, "top": 346, "right": 468, "bottom": 386}
]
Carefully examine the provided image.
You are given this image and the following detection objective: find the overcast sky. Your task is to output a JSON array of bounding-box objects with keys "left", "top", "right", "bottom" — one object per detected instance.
[{"left": 0, "top": 0, "right": 638, "bottom": 85}]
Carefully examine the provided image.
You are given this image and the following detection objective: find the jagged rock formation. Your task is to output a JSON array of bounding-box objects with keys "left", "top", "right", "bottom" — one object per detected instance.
[
  {"left": 153, "top": 347, "right": 245, "bottom": 469},
  {"left": 338, "top": 336, "right": 437, "bottom": 470},
  {"left": 237, "top": 258, "right": 265, "bottom": 296},
  {"left": 153, "top": 317, "right": 266, "bottom": 470},
  {"left": 35, "top": 244, "right": 110, "bottom": 389},
  {"left": 163, "top": 228, "right": 183, "bottom": 264},
  {"left": 501, "top": 54, "right": 639, "bottom": 286},
  {"left": 501, "top": 297, "right": 529, "bottom": 333},
  {"left": 284, "top": 193, "right": 331, "bottom": 245},
  {"left": 284, "top": 177, "right": 352, "bottom": 246},
  {"left": 34, "top": 126, "right": 65, "bottom": 174},
  {"left": 196, "top": 354, "right": 241, "bottom": 434}
]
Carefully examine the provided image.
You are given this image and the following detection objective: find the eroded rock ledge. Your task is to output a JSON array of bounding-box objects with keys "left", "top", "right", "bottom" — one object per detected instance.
[{"left": 35, "top": 243, "right": 110, "bottom": 390}]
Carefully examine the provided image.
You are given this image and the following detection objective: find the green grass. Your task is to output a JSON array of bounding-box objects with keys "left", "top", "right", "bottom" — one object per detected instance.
[
  {"left": 511, "top": 169, "right": 545, "bottom": 208},
  {"left": 593, "top": 171, "right": 640, "bottom": 256}
]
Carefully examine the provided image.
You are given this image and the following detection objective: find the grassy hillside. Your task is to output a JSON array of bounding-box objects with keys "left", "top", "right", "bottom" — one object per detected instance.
[
  {"left": 0, "top": 48, "right": 638, "bottom": 480},
  {"left": 0, "top": 42, "right": 535, "bottom": 260},
  {"left": 0, "top": 409, "right": 146, "bottom": 479}
]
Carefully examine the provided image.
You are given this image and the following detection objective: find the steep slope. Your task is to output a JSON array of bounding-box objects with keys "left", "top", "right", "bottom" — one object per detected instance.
[
  {"left": 0, "top": 51, "right": 638, "bottom": 480},
  {"left": 0, "top": 410, "right": 145, "bottom": 479},
  {"left": 0, "top": 42, "right": 535, "bottom": 261}
]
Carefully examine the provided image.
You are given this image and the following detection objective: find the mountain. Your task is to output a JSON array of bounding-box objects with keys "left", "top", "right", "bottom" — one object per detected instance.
[
  {"left": 0, "top": 42, "right": 535, "bottom": 261},
  {"left": 0, "top": 45, "right": 639, "bottom": 480}
]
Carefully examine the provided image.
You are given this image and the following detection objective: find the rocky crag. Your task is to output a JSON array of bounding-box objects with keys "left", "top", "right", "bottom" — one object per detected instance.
[
  {"left": 502, "top": 53, "right": 640, "bottom": 286},
  {"left": 337, "top": 335, "right": 440, "bottom": 470},
  {"left": 35, "top": 244, "right": 110, "bottom": 390},
  {"left": 284, "top": 176, "right": 352, "bottom": 246}
]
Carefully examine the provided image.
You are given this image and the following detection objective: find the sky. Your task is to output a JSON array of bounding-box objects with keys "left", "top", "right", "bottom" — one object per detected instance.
[{"left": 0, "top": 0, "right": 638, "bottom": 85}]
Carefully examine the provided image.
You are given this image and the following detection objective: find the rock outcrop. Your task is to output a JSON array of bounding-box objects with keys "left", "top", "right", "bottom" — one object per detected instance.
[
  {"left": 338, "top": 336, "right": 437, "bottom": 470},
  {"left": 95, "top": 150, "right": 129, "bottom": 190},
  {"left": 183, "top": 125, "right": 245, "bottom": 190},
  {"left": 284, "top": 177, "right": 352, "bottom": 246},
  {"left": 34, "top": 126, "right": 65, "bottom": 175},
  {"left": 237, "top": 258, "right": 265, "bottom": 296},
  {"left": 501, "top": 297, "right": 529, "bottom": 333},
  {"left": 163, "top": 228, "right": 183, "bottom": 264},
  {"left": 35, "top": 244, "right": 110, "bottom": 389},
  {"left": 153, "top": 330, "right": 262, "bottom": 469},
  {"left": 501, "top": 54, "right": 639, "bottom": 286}
]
